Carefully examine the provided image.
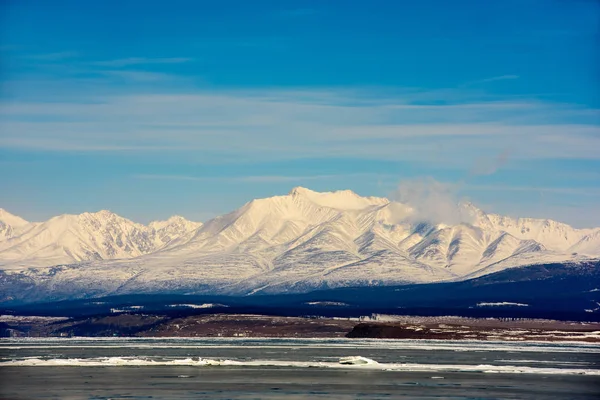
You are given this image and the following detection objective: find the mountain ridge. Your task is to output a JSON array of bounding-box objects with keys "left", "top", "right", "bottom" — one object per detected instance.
[
  {"left": 0, "top": 209, "right": 202, "bottom": 267},
  {"left": 1, "top": 187, "right": 599, "bottom": 302}
]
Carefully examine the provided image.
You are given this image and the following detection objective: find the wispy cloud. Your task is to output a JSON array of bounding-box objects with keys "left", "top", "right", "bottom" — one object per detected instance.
[
  {"left": 1, "top": 89, "right": 598, "bottom": 165},
  {"left": 98, "top": 70, "right": 173, "bottom": 82},
  {"left": 465, "top": 184, "right": 600, "bottom": 197},
  {"left": 25, "top": 51, "right": 79, "bottom": 60},
  {"left": 133, "top": 173, "right": 380, "bottom": 183},
  {"left": 391, "top": 177, "right": 472, "bottom": 225},
  {"left": 91, "top": 57, "right": 192, "bottom": 67},
  {"left": 389, "top": 177, "right": 600, "bottom": 227},
  {"left": 469, "top": 148, "right": 512, "bottom": 176},
  {"left": 462, "top": 75, "right": 520, "bottom": 86}
]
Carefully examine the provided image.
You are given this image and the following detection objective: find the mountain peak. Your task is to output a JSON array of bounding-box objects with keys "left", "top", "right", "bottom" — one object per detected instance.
[
  {"left": 80, "top": 209, "right": 123, "bottom": 223},
  {"left": 0, "top": 208, "right": 29, "bottom": 227},
  {"left": 94, "top": 209, "right": 116, "bottom": 218},
  {"left": 289, "top": 186, "right": 358, "bottom": 196},
  {"left": 287, "top": 187, "right": 387, "bottom": 210},
  {"left": 148, "top": 215, "right": 203, "bottom": 231},
  {"left": 288, "top": 186, "right": 315, "bottom": 196}
]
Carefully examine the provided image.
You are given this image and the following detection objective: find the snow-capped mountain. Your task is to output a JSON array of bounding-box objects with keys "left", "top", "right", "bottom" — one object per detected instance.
[
  {"left": 1, "top": 187, "right": 599, "bottom": 303},
  {"left": 0, "top": 210, "right": 202, "bottom": 268},
  {"left": 0, "top": 209, "right": 30, "bottom": 240}
]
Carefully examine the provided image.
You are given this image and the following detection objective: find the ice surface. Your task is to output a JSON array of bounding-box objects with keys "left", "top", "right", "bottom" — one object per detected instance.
[
  {"left": 4, "top": 337, "right": 600, "bottom": 353},
  {"left": 3, "top": 356, "right": 599, "bottom": 375}
]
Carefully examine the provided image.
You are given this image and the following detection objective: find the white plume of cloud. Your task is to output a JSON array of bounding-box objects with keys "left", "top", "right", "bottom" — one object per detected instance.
[
  {"left": 390, "top": 177, "right": 473, "bottom": 225},
  {"left": 469, "top": 148, "right": 512, "bottom": 176}
]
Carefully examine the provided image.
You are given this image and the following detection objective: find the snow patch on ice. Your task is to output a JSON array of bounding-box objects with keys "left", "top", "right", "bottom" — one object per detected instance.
[
  {"left": 167, "top": 303, "right": 229, "bottom": 309},
  {"left": 306, "top": 301, "right": 348, "bottom": 307},
  {"left": 3, "top": 356, "right": 599, "bottom": 376},
  {"left": 338, "top": 356, "right": 379, "bottom": 365},
  {"left": 477, "top": 302, "right": 529, "bottom": 307}
]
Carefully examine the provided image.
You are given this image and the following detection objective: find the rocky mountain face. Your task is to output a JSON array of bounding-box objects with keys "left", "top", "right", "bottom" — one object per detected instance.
[{"left": 1, "top": 187, "right": 599, "bottom": 303}]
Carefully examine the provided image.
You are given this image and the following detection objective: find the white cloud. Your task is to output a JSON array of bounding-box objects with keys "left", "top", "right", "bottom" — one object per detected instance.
[
  {"left": 0, "top": 89, "right": 598, "bottom": 166},
  {"left": 98, "top": 70, "right": 173, "bottom": 82},
  {"left": 463, "top": 75, "right": 520, "bottom": 86},
  {"left": 90, "top": 57, "right": 192, "bottom": 67},
  {"left": 465, "top": 184, "right": 600, "bottom": 197},
  {"left": 387, "top": 179, "right": 600, "bottom": 228},
  {"left": 469, "top": 148, "right": 512, "bottom": 176},
  {"left": 390, "top": 177, "right": 473, "bottom": 225},
  {"left": 25, "top": 51, "right": 79, "bottom": 60},
  {"left": 133, "top": 173, "right": 381, "bottom": 183}
]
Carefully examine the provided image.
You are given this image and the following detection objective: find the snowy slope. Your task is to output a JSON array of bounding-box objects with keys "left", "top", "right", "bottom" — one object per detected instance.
[
  {"left": 1, "top": 187, "right": 599, "bottom": 302},
  {"left": 569, "top": 230, "right": 600, "bottom": 256},
  {"left": 0, "top": 209, "right": 31, "bottom": 241},
  {"left": 0, "top": 211, "right": 202, "bottom": 267}
]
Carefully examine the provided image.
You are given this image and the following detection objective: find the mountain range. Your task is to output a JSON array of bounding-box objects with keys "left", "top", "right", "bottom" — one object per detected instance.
[{"left": 1, "top": 187, "right": 599, "bottom": 303}]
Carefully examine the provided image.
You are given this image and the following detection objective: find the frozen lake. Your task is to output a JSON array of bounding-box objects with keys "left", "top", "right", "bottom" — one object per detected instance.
[{"left": 1, "top": 337, "right": 599, "bottom": 399}]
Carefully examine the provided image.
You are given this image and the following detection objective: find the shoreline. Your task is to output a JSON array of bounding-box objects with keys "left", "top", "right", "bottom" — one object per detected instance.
[{"left": 2, "top": 313, "right": 599, "bottom": 343}]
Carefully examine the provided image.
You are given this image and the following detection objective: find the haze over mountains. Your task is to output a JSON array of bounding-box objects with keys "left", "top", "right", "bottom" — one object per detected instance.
[{"left": 1, "top": 187, "right": 599, "bottom": 303}]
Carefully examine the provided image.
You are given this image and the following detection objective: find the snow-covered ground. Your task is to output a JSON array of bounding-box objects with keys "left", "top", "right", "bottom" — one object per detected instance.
[{"left": 0, "top": 315, "right": 68, "bottom": 323}]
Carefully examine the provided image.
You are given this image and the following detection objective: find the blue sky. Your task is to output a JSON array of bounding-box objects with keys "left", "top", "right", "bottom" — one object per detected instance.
[{"left": 1, "top": 0, "right": 599, "bottom": 227}]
